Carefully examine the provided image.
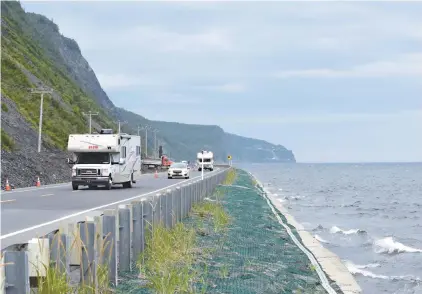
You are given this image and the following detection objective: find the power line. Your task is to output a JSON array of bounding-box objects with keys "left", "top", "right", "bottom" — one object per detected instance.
[
  {"left": 30, "top": 87, "right": 53, "bottom": 153},
  {"left": 82, "top": 111, "right": 99, "bottom": 134}
]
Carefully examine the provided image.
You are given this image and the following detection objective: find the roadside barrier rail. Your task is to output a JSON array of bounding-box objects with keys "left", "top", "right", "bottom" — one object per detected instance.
[{"left": 0, "top": 169, "right": 229, "bottom": 293}]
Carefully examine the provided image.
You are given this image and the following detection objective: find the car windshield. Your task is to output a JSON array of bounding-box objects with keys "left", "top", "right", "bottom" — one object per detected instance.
[
  {"left": 77, "top": 152, "right": 110, "bottom": 164},
  {"left": 171, "top": 163, "right": 186, "bottom": 168}
]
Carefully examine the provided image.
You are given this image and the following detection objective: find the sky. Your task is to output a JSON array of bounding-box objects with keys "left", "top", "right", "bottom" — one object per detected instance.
[{"left": 21, "top": 1, "right": 422, "bottom": 163}]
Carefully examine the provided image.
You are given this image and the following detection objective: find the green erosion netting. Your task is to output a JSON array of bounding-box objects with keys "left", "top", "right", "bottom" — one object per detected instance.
[{"left": 117, "top": 169, "right": 342, "bottom": 293}]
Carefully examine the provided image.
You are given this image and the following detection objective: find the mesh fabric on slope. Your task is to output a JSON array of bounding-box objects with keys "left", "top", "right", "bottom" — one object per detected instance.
[{"left": 117, "top": 169, "right": 339, "bottom": 293}]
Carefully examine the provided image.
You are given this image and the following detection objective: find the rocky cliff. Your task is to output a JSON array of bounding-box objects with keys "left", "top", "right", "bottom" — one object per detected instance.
[{"left": 1, "top": 1, "right": 295, "bottom": 188}]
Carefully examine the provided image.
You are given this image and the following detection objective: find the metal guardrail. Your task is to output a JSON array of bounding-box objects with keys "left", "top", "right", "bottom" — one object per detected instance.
[{"left": 0, "top": 169, "right": 230, "bottom": 293}]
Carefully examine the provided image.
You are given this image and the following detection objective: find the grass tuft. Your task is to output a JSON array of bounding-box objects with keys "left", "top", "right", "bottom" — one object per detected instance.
[
  {"left": 222, "top": 168, "right": 237, "bottom": 186},
  {"left": 138, "top": 222, "right": 199, "bottom": 293},
  {"left": 1, "top": 129, "right": 16, "bottom": 152},
  {"left": 192, "top": 201, "right": 230, "bottom": 233}
]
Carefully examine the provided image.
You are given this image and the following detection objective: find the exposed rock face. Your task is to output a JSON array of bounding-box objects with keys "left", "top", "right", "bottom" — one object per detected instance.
[{"left": 1, "top": 95, "right": 72, "bottom": 188}]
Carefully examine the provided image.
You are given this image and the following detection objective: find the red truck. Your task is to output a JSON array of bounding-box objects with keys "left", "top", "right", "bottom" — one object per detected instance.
[{"left": 142, "top": 145, "right": 173, "bottom": 170}]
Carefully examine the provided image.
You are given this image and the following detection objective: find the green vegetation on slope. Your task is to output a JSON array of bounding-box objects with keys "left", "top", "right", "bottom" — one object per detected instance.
[
  {"left": 1, "top": 1, "right": 114, "bottom": 150},
  {"left": 1, "top": 129, "right": 16, "bottom": 152}
]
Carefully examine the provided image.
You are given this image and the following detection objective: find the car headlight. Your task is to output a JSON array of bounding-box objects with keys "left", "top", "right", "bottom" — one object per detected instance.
[
  {"left": 101, "top": 168, "right": 109, "bottom": 176},
  {"left": 72, "top": 169, "right": 76, "bottom": 176}
]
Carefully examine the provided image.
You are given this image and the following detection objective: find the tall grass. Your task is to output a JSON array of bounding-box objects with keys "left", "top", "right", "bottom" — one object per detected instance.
[
  {"left": 222, "top": 168, "right": 237, "bottom": 186},
  {"left": 192, "top": 201, "right": 230, "bottom": 232},
  {"left": 137, "top": 222, "right": 199, "bottom": 293}
]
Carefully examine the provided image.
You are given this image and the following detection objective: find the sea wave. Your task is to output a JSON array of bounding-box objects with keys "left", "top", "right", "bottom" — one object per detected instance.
[
  {"left": 314, "top": 234, "right": 329, "bottom": 244},
  {"left": 345, "top": 260, "right": 421, "bottom": 282},
  {"left": 374, "top": 237, "right": 422, "bottom": 254},
  {"left": 330, "top": 225, "right": 367, "bottom": 235}
]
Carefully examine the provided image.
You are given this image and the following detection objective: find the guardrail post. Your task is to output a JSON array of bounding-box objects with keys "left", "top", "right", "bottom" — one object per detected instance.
[
  {"left": 27, "top": 237, "right": 49, "bottom": 282},
  {"left": 118, "top": 206, "right": 131, "bottom": 272},
  {"left": 176, "top": 187, "right": 182, "bottom": 223},
  {"left": 79, "top": 221, "right": 95, "bottom": 287},
  {"left": 170, "top": 189, "right": 176, "bottom": 227},
  {"left": 185, "top": 184, "right": 190, "bottom": 217},
  {"left": 185, "top": 184, "right": 190, "bottom": 213},
  {"left": 143, "top": 197, "right": 153, "bottom": 243},
  {"left": 48, "top": 232, "right": 69, "bottom": 275},
  {"left": 3, "top": 251, "right": 29, "bottom": 294},
  {"left": 189, "top": 183, "right": 194, "bottom": 211},
  {"left": 131, "top": 201, "right": 143, "bottom": 264},
  {"left": 180, "top": 185, "right": 185, "bottom": 219},
  {"left": 195, "top": 181, "right": 199, "bottom": 203},
  {"left": 162, "top": 190, "right": 169, "bottom": 228},
  {"left": 102, "top": 210, "right": 117, "bottom": 287},
  {"left": 152, "top": 193, "right": 161, "bottom": 228}
]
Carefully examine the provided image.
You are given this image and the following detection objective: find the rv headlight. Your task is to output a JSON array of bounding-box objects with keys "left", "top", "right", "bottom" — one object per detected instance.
[
  {"left": 72, "top": 169, "right": 77, "bottom": 177},
  {"left": 101, "top": 168, "right": 109, "bottom": 176}
]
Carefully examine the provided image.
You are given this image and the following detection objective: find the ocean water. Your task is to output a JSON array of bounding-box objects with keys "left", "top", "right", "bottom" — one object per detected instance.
[{"left": 240, "top": 163, "right": 422, "bottom": 294}]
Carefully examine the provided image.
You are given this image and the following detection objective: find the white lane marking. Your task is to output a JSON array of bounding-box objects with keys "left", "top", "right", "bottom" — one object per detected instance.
[
  {"left": 40, "top": 194, "right": 54, "bottom": 197},
  {"left": 72, "top": 190, "right": 80, "bottom": 193},
  {"left": 0, "top": 199, "right": 16, "bottom": 204},
  {"left": 0, "top": 183, "right": 70, "bottom": 194},
  {"left": 0, "top": 171, "right": 168, "bottom": 195},
  {"left": 0, "top": 168, "right": 223, "bottom": 240}
]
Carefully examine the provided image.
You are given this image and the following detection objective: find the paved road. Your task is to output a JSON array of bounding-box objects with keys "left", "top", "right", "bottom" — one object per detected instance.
[{"left": 0, "top": 169, "right": 222, "bottom": 250}]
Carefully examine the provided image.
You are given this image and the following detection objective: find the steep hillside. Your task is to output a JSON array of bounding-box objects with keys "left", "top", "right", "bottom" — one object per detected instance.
[{"left": 1, "top": 1, "right": 295, "bottom": 188}]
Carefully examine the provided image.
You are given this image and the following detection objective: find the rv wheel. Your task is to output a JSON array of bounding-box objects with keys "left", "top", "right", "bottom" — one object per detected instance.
[
  {"left": 105, "top": 177, "right": 112, "bottom": 190},
  {"left": 123, "top": 174, "right": 134, "bottom": 188},
  {"left": 72, "top": 184, "right": 78, "bottom": 190}
]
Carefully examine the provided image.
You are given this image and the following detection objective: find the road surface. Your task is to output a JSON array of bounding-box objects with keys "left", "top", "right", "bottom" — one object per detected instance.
[{"left": 0, "top": 169, "right": 222, "bottom": 250}]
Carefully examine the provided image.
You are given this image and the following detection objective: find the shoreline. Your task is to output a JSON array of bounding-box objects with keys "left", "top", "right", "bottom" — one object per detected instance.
[{"left": 250, "top": 172, "right": 362, "bottom": 294}]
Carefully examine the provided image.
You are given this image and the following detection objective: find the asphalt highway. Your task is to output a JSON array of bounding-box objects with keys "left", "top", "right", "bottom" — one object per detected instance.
[{"left": 0, "top": 169, "right": 223, "bottom": 250}]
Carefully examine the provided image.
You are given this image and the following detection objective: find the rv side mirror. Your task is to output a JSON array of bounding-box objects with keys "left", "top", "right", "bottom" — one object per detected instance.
[
  {"left": 67, "top": 158, "right": 74, "bottom": 164},
  {"left": 119, "top": 158, "right": 126, "bottom": 165}
]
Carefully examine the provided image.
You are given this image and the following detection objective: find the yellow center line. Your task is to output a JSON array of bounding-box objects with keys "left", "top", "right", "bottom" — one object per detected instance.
[
  {"left": 0, "top": 199, "right": 16, "bottom": 204},
  {"left": 40, "top": 194, "right": 54, "bottom": 197}
]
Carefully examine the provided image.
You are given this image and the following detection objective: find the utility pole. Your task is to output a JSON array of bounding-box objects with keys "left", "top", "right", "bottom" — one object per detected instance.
[
  {"left": 141, "top": 125, "right": 151, "bottom": 157},
  {"left": 30, "top": 87, "right": 53, "bottom": 153},
  {"left": 117, "top": 120, "right": 127, "bottom": 134},
  {"left": 82, "top": 111, "right": 99, "bottom": 134},
  {"left": 153, "top": 129, "right": 159, "bottom": 158}
]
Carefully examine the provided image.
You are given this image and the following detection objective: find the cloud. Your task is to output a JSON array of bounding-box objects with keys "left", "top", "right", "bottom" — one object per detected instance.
[
  {"left": 96, "top": 73, "right": 165, "bottom": 89},
  {"left": 228, "top": 110, "right": 422, "bottom": 125},
  {"left": 274, "top": 53, "right": 422, "bottom": 79},
  {"left": 193, "top": 83, "right": 246, "bottom": 93}
]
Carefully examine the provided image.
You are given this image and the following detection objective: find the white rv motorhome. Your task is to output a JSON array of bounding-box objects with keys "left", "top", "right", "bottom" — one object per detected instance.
[
  {"left": 197, "top": 151, "right": 214, "bottom": 171},
  {"left": 67, "top": 129, "right": 142, "bottom": 190}
]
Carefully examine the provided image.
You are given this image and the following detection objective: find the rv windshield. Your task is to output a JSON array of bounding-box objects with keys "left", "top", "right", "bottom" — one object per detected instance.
[
  {"left": 198, "top": 158, "right": 211, "bottom": 162},
  {"left": 77, "top": 152, "right": 110, "bottom": 164}
]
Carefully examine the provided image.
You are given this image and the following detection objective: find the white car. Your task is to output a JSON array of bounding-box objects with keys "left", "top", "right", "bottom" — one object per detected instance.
[{"left": 168, "top": 162, "right": 190, "bottom": 179}]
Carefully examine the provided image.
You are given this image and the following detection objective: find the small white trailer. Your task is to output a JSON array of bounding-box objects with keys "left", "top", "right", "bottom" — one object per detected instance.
[
  {"left": 67, "top": 129, "right": 142, "bottom": 190},
  {"left": 197, "top": 151, "right": 214, "bottom": 171}
]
